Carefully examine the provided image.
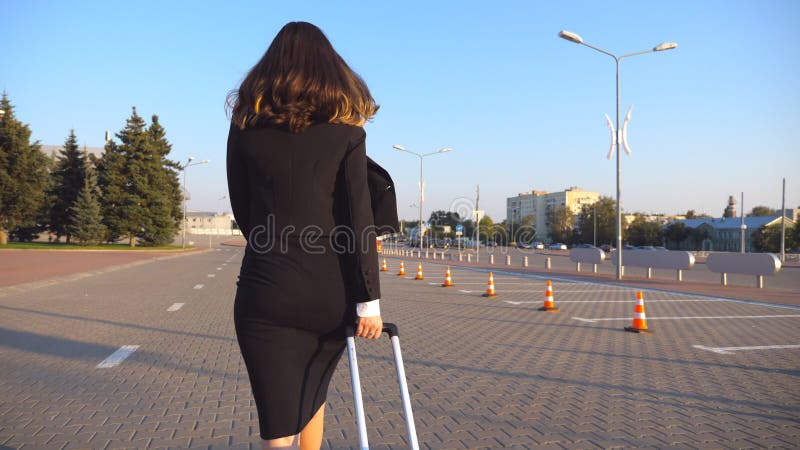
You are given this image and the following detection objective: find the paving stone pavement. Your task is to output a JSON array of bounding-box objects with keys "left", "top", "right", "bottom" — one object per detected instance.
[{"left": 0, "top": 247, "right": 798, "bottom": 449}]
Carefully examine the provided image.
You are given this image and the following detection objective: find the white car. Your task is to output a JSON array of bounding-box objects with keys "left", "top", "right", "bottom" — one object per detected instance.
[{"left": 548, "top": 243, "right": 567, "bottom": 250}]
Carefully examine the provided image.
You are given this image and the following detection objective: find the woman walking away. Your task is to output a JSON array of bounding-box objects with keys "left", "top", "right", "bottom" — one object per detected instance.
[{"left": 226, "top": 21, "right": 386, "bottom": 449}]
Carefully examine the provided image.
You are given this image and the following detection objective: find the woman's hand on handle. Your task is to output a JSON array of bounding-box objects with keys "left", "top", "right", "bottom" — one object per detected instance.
[{"left": 355, "top": 315, "right": 383, "bottom": 340}]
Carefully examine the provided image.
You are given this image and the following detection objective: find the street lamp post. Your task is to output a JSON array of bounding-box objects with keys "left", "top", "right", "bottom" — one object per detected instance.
[
  {"left": 559, "top": 30, "right": 677, "bottom": 279},
  {"left": 179, "top": 156, "right": 209, "bottom": 249},
  {"left": 393, "top": 145, "right": 452, "bottom": 254},
  {"left": 593, "top": 202, "right": 597, "bottom": 247},
  {"left": 510, "top": 206, "right": 517, "bottom": 246}
]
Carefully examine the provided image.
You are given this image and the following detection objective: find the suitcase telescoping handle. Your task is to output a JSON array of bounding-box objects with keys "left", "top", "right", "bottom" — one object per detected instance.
[{"left": 345, "top": 323, "right": 419, "bottom": 450}]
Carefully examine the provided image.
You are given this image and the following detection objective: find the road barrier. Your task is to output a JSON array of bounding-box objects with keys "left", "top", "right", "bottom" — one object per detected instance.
[
  {"left": 609, "top": 250, "right": 695, "bottom": 281},
  {"left": 569, "top": 248, "right": 605, "bottom": 273},
  {"left": 706, "top": 253, "right": 781, "bottom": 288}
]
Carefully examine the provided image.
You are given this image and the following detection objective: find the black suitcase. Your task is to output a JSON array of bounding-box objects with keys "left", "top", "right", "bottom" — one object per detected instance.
[{"left": 345, "top": 323, "right": 419, "bottom": 449}]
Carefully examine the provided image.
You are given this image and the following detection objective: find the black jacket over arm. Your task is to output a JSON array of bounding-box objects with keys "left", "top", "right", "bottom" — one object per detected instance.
[{"left": 226, "top": 122, "right": 395, "bottom": 304}]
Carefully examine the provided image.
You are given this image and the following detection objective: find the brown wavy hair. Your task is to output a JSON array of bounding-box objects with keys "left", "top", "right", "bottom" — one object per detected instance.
[{"left": 226, "top": 22, "right": 379, "bottom": 133}]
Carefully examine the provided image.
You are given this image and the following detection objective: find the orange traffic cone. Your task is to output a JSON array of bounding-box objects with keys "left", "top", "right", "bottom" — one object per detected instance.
[
  {"left": 441, "top": 266, "right": 454, "bottom": 287},
  {"left": 397, "top": 261, "right": 406, "bottom": 276},
  {"left": 482, "top": 272, "right": 497, "bottom": 298},
  {"left": 381, "top": 258, "right": 388, "bottom": 272},
  {"left": 538, "top": 280, "right": 559, "bottom": 312},
  {"left": 624, "top": 291, "right": 653, "bottom": 333},
  {"left": 414, "top": 263, "right": 424, "bottom": 280}
]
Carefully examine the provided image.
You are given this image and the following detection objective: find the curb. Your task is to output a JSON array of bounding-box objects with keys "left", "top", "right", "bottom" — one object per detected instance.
[{"left": 0, "top": 247, "right": 214, "bottom": 298}]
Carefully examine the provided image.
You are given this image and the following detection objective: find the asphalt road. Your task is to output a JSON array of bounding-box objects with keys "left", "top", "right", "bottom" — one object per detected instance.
[{"left": 1, "top": 244, "right": 798, "bottom": 449}]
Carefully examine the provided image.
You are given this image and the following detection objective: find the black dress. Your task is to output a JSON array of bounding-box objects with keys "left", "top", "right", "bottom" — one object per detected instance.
[{"left": 226, "top": 122, "right": 383, "bottom": 440}]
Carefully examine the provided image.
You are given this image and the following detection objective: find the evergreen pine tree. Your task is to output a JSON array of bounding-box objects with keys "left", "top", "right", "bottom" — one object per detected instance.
[
  {"left": 67, "top": 150, "right": 107, "bottom": 245},
  {"left": 101, "top": 107, "right": 150, "bottom": 246},
  {"left": 139, "top": 115, "right": 183, "bottom": 246},
  {"left": 98, "top": 138, "right": 127, "bottom": 243},
  {"left": 97, "top": 107, "right": 183, "bottom": 247},
  {"left": 48, "top": 129, "right": 86, "bottom": 243},
  {"left": 0, "top": 93, "right": 50, "bottom": 244}
]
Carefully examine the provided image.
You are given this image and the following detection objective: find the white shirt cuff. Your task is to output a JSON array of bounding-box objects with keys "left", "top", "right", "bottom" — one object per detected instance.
[{"left": 356, "top": 299, "right": 381, "bottom": 317}]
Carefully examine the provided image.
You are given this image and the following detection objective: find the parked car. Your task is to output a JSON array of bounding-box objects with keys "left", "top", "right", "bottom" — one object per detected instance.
[
  {"left": 533, "top": 242, "right": 545, "bottom": 250},
  {"left": 517, "top": 242, "right": 532, "bottom": 249},
  {"left": 573, "top": 243, "right": 596, "bottom": 249},
  {"left": 549, "top": 243, "right": 568, "bottom": 250}
]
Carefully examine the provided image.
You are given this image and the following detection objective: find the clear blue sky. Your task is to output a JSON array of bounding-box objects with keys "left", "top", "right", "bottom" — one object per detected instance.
[{"left": 3, "top": 0, "right": 798, "bottom": 222}]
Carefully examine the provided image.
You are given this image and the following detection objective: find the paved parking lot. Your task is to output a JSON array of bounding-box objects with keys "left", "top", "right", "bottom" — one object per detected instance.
[{"left": 1, "top": 247, "right": 798, "bottom": 449}]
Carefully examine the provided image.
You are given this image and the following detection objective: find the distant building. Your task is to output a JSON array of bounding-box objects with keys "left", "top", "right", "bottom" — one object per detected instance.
[
  {"left": 506, "top": 187, "right": 599, "bottom": 242},
  {"left": 671, "top": 216, "right": 795, "bottom": 252},
  {"left": 41, "top": 145, "right": 105, "bottom": 160},
  {"left": 182, "top": 211, "right": 241, "bottom": 235},
  {"left": 723, "top": 195, "right": 737, "bottom": 218},
  {"left": 777, "top": 207, "right": 800, "bottom": 222}
]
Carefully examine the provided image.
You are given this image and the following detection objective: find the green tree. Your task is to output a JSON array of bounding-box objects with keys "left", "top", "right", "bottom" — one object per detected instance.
[
  {"left": 575, "top": 196, "right": 616, "bottom": 245},
  {"left": 67, "top": 150, "right": 107, "bottom": 245},
  {"left": 752, "top": 223, "right": 796, "bottom": 253},
  {"left": 493, "top": 219, "right": 508, "bottom": 245},
  {"left": 478, "top": 215, "right": 493, "bottom": 243},
  {"left": 0, "top": 93, "right": 50, "bottom": 244},
  {"left": 461, "top": 219, "right": 476, "bottom": 239},
  {"left": 98, "top": 138, "right": 126, "bottom": 243},
  {"left": 685, "top": 209, "right": 711, "bottom": 219},
  {"left": 98, "top": 107, "right": 182, "bottom": 247},
  {"left": 514, "top": 214, "right": 536, "bottom": 244},
  {"left": 793, "top": 222, "right": 800, "bottom": 251},
  {"left": 428, "top": 210, "right": 461, "bottom": 229},
  {"left": 686, "top": 226, "right": 712, "bottom": 250},
  {"left": 48, "top": 130, "right": 86, "bottom": 243},
  {"left": 138, "top": 115, "right": 183, "bottom": 246},
  {"left": 626, "top": 215, "right": 663, "bottom": 246},
  {"left": 747, "top": 206, "right": 777, "bottom": 217},
  {"left": 546, "top": 204, "right": 573, "bottom": 244},
  {"left": 663, "top": 222, "right": 689, "bottom": 249}
]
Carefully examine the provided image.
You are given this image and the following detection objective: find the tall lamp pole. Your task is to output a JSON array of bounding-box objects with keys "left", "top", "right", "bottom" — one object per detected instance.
[
  {"left": 559, "top": 30, "right": 677, "bottom": 279},
  {"left": 180, "top": 156, "right": 209, "bottom": 249},
  {"left": 393, "top": 145, "right": 452, "bottom": 254}
]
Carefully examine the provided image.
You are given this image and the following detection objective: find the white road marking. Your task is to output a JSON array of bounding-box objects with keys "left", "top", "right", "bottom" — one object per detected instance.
[
  {"left": 216, "top": 267, "right": 222, "bottom": 270},
  {"left": 552, "top": 290, "right": 627, "bottom": 293},
  {"left": 693, "top": 344, "right": 800, "bottom": 355},
  {"left": 193, "top": 284, "right": 204, "bottom": 290},
  {"left": 446, "top": 282, "right": 542, "bottom": 285},
  {"left": 207, "top": 274, "right": 215, "bottom": 278},
  {"left": 167, "top": 303, "right": 185, "bottom": 312},
  {"left": 572, "top": 317, "right": 597, "bottom": 323},
  {"left": 97, "top": 345, "right": 139, "bottom": 368},
  {"left": 505, "top": 299, "right": 718, "bottom": 305},
  {"left": 573, "top": 314, "right": 800, "bottom": 323},
  {"left": 222, "top": 263, "right": 227, "bottom": 266},
  {"left": 458, "top": 290, "right": 473, "bottom": 293}
]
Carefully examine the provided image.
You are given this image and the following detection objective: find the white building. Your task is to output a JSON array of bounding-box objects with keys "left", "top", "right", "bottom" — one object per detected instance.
[
  {"left": 507, "top": 187, "right": 599, "bottom": 242},
  {"left": 183, "top": 211, "right": 242, "bottom": 235}
]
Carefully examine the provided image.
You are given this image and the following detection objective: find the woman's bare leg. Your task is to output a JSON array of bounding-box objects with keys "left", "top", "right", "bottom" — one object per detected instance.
[
  {"left": 299, "top": 403, "right": 326, "bottom": 450},
  {"left": 261, "top": 433, "right": 299, "bottom": 449}
]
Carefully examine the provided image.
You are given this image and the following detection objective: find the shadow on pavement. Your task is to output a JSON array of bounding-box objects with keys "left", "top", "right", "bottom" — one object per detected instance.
[{"left": 0, "top": 304, "right": 235, "bottom": 343}]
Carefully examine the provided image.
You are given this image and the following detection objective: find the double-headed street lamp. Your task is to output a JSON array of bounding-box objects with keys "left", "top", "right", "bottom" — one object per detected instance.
[
  {"left": 393, "top": 145, "right": 452, "bottom": 253},
  {"left": 179, "top": 156, "right": 209, "bottom": 249},
  {"left": 559, "top": 30, "right": 677, "bottom": 280}
]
